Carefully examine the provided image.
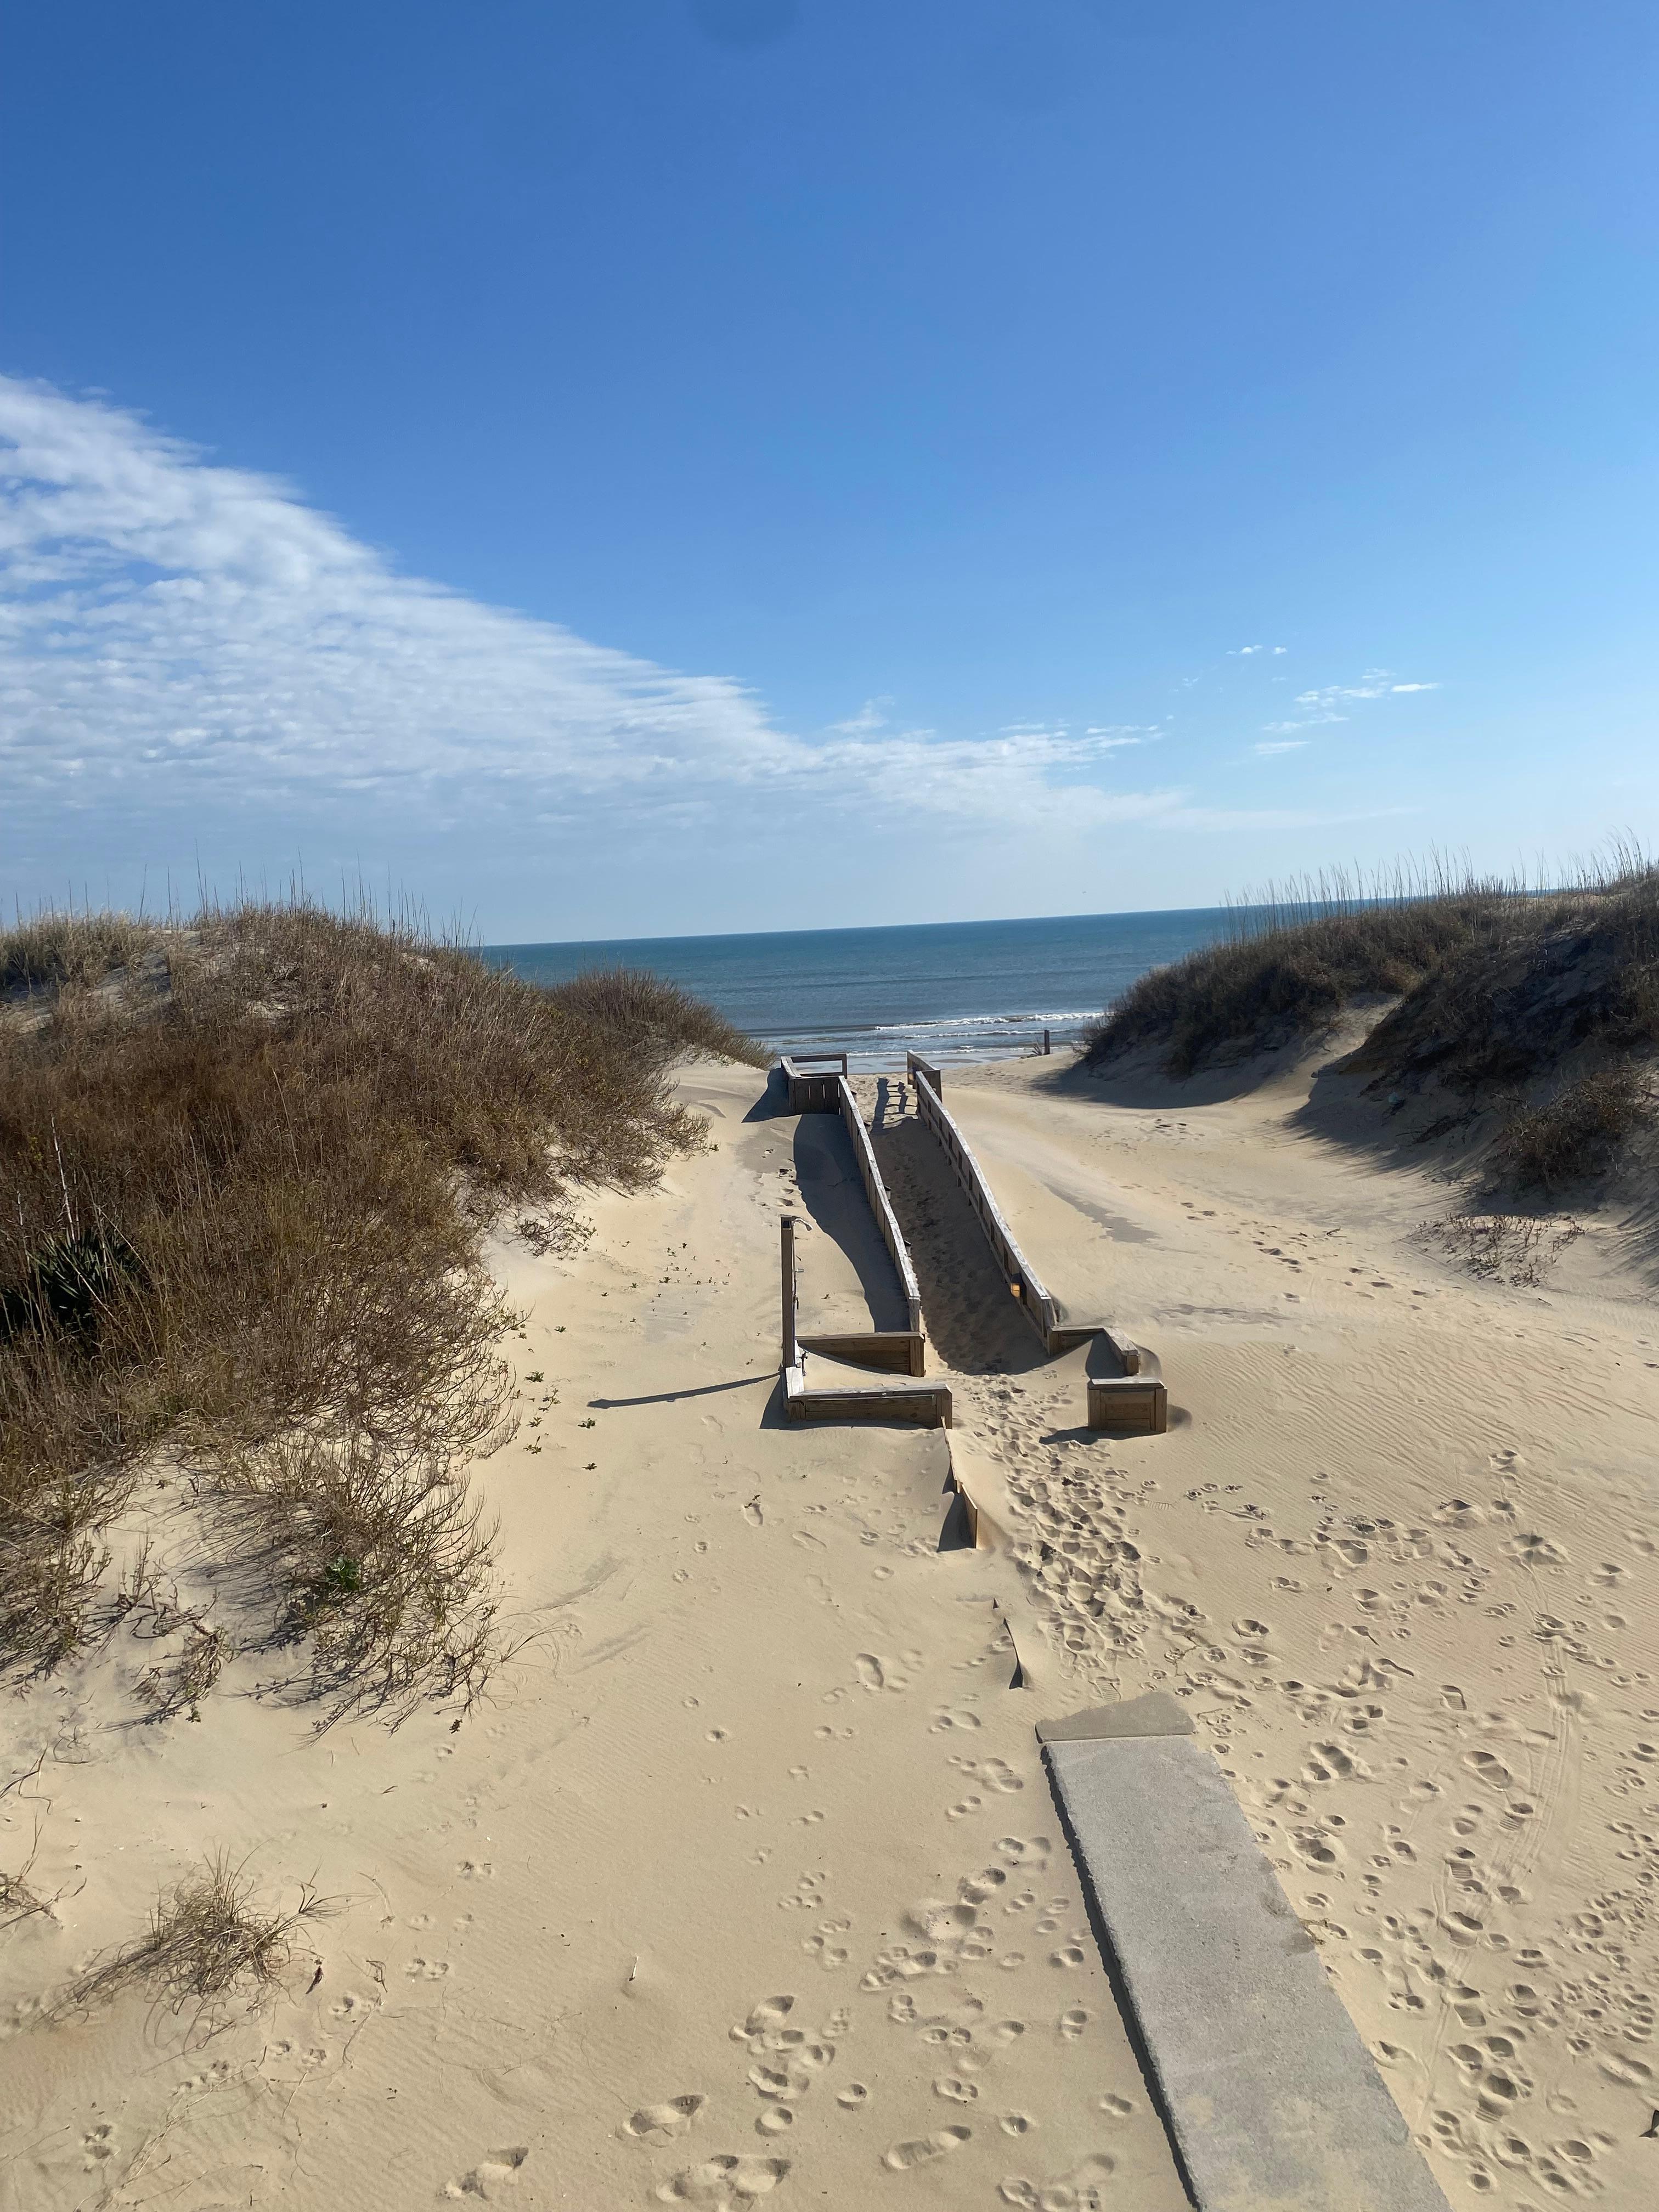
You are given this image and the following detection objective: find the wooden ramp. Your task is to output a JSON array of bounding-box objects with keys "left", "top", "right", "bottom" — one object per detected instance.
[
  {"left": 904, "top": 1054, "right": 1166, "bottom": 1434},
  {"left": 772, "top": 1060, "right": 949, "bottom": 1425}
]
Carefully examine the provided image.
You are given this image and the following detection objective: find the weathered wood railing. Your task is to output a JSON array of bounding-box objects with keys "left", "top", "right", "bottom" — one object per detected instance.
[
  {"left": 779, "top": 1052, "right": 848, "bottom": 1111},
  {"left": 908, "top": 1066, "right": 1074, "bottom": 1347},
  {"left": 780, "top": 1215, "right": 950, "bottom": 1426},
  {"left": 774, "top": 1059, "right": 926, "bottom": 1376},
  {"left": 907, "top": 1066, "right": 1166, "bottom": 1434}
]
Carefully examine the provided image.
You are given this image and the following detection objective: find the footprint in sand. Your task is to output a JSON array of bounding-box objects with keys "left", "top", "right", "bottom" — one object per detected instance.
[
  {"left": 442, "top": 2146, "right": 528, "bottom": 2199},
  {"left": 883, "top": 2128, "right": 971, "bottom": 2171},
  {"left": 962, "top": 1758, "right": 1024, "bottom": 1794},
  {"left": 656, "top": 2155, "right": 790, "bottom": 2205},
  {"left": 733, "top": 1995, "right": 799, "bottom": 2051},
  {"left": 80, "top": 2125, "right": 115, "bottom": 2168},
  {"left": 1599, "top": 2051, "right": 1652, "bottom": 2087},
  {"left": 1509, "top": 1531, "right": 1568, "bottom": 1568},
  {"left": 837, "top": 2083, "right": 868, "bottom": 2109},
  {"left": 994, "top": 1835, "right": 1052, "bottom": 1870},
  {"left": 1057, "top": 2008, "right": 1090, "bottom": 2040},
  {"left": 1463, "top": 1749, "right": 1516, "bottom": 1792},
  {"left": 624, "top": 2097, "right": 706, "bottom": 2145},
  {"left": 998, "top": 2151, "right": 1115, "bottom": 2207},
  {"left": 748, "top": 2042, "right": 836, "bottom": 2105},
  {"left": 1290, "top": 1828, "right": 1341, "bottom": 1869}
]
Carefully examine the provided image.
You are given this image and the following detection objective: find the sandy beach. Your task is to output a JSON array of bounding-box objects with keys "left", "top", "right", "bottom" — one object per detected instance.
[{"left": 4, "top": 1036, "right": 1657, "bottom": 2210}]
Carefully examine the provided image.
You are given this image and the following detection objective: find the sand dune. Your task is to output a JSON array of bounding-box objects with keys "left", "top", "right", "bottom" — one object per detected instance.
[{"left": 3, "top": 1042, "right": 1655, "bottom": 2209}]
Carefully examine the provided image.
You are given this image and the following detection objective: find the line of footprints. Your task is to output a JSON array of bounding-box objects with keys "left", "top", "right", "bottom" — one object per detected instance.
[{"left": 628, "top": 1835, "right": 1136, "bottom": 2208}]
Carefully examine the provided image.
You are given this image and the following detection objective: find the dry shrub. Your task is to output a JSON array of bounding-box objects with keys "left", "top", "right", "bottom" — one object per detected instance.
[
  {"left": 0, "top": 900, "right": 755, "bottom": 1707},
  {"left": 221, "top": 1431, "right": 506, "bottom": 1728},
  {"left": 0, "top": 911, "right": 155, "bottom": 996},
  {"left": 0, "top": 1854, "right": 49, "bottom": 1934},
  {"left": 1084, "top": 865, "right": 1506, "bottom": 1076},
  {"left": 1492, "top": 1068, "right": 1652, "bottom": 1192},
  {"left": 538, "top": 965, "right": 765, "bottom": 1074},
  {"left": 75, "top": 1854, "right": 331, "bottom": 2011},
  {"left": 1419, "top": 1211, "right": 1583, "bottom": 1288},
  {"left": 1, "top": 1756, "right": 58, "bottom": 1935},
  {"left": 1084, "top": 856, "right": 1659, "bottom": 1113}
]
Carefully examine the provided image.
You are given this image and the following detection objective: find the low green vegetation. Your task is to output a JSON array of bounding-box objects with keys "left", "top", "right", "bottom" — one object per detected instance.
[{"left": 0, "top": 901, "right": 763, "bottom": 1715}]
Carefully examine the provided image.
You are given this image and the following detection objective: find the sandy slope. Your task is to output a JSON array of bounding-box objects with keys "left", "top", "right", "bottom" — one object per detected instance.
[
  {"left": 929, "top": 1046, "right": 1659, "bottom": 2210},
  {"left": 0, "top": 1063, "right": 1182, "bottom": 2212}
]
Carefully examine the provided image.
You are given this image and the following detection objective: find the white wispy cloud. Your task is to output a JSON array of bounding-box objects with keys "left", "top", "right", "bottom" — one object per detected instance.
[
  {"left": 0, "top": 377, "right": 1184, "bottom": 854},
  {"left": 1256, "top": 667, "right": 1440, "bottom": 743},
  {"left": 1255, "top": 739, "right": 1309, "bottom": 755},
  {"left": 1292, "top": 669, "right": 1440, "bottom": 713}
]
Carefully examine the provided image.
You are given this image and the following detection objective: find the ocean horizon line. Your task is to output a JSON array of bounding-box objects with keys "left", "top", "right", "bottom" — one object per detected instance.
[{"left": 485, "top": 905, "right": 1233, "bottom": 1071}]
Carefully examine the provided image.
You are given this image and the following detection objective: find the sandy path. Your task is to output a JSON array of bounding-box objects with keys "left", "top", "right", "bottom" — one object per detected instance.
[
  {"left": 0, "top": 1064, "right": 1184, "bottom": 2212},
  {"left": 918, "top": 1052, "right": 1659, "bottom": 2210}
]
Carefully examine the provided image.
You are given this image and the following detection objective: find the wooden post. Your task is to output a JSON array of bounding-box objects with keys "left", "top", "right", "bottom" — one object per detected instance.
[
  {"left": 780, "top": 1214, "right": 799, "bottom": 1364},
  {"left": 1042, "top": 1028, "right": 1051, "bottom": 1056}
]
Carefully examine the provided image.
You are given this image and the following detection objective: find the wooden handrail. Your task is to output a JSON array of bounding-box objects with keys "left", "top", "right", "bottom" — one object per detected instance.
[{"left": 909, "top": 1066, "right": 1060, "bottom": 1345}]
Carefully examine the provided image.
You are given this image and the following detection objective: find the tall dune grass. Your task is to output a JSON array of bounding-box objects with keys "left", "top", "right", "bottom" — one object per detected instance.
[
  {"left": 0, "top": 901, "right": 763, "bottom": 1716},
  {"left": 1083, "top": 857, "right": 1512, "bottom": 1077},
  {"left": 1081, "top": 848, "right": 1659, "bottom": 1184}
]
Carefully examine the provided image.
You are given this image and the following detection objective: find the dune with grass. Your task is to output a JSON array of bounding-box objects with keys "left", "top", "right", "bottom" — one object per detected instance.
[{"left": 4, "top": 885, "right": 1657, "bottom": 2212}]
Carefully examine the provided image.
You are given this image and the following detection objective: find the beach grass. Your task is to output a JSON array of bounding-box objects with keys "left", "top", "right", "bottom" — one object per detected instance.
[
  {"left": 0, "top": 899, "right": 761, "bottom": 1711},
  {"left": 1081, "top": 859, "right": 1511, "bottom": 1079},
  {"left": 71, "top": 1852, "right": 333, "bottom": 2012},
  {"left": 1082, "top": 854, "right": 1659, "bottom": 1189}
]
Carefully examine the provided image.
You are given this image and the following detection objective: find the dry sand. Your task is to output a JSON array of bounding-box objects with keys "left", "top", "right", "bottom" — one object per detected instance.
[{"left": 3, "top": 1039, "right": 1656, "bottom": 2211}]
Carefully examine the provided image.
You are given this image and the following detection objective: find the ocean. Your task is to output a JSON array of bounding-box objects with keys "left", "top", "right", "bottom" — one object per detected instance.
[{"left": 485, "top": 906, "right": 1234, "bottom": 1073}]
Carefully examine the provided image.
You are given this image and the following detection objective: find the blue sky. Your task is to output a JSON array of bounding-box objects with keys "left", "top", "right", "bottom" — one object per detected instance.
[{"left": 3, "top": 1, "right": 1656, "bottom": 939}]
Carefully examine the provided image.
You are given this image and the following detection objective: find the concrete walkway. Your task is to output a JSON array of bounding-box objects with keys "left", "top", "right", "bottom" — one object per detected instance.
[{"left": 1042, "top": 1695, "right": 1452, "bottom": 2212}]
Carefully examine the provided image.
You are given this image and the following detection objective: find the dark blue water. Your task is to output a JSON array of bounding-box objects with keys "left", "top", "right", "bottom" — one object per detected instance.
[{"left": 484, "top": 907, "right": 1232, "bottom": 1072}]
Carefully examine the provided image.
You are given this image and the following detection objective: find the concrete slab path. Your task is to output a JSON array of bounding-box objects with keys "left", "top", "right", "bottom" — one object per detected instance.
[{"left": 1045, "top": 1718, "right": 1453, "bottom": 2212}]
